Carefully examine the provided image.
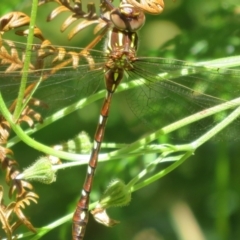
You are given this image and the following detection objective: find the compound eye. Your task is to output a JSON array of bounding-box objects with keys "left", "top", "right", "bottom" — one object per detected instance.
[{"left": 110, "top": 7, "right": 145, "bottom": 32}]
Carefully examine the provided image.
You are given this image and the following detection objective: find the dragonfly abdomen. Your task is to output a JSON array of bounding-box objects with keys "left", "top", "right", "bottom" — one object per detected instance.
[{"left": 72, "top": 1, "right": 146, "bottom": 239}]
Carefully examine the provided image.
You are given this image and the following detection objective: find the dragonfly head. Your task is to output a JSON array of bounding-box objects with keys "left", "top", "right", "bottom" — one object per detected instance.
[{"left": 110, "top": 0, "right": 145, "bottom": 32}]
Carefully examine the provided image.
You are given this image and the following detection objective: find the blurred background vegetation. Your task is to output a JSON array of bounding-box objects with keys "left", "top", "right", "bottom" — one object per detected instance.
[{"left": 1, "top": 0, "right": 240, "bottom": 240}]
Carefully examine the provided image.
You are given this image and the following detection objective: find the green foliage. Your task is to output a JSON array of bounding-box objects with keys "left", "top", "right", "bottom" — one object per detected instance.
[{"left": 1, "top": 0, "right": 240, "bottom": 240}]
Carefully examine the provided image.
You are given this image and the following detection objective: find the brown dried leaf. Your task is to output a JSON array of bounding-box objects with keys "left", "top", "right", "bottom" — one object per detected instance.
[
  {"left": 52, "top": 47, "right": 66, "bottom": 62},
  {"left": 61, "top": 15, "right": 79, "bottom": 32},
  {"left": 0, "top": 118, "right": 11, "bottom": 144},
  {"left": 93, "top": 19, "right": 109, "bottom": 35},
  {"left": 85, "top": 2, "right": 98, "bottom": 20},
  {"left": 18, "top": 105, "right": 43, "bottom": 127},
  {"left": 15, "top": 27, "right": 45, "bottom": 41},
  {"left": 0, "top": 40, "right": 25, "bottom": 72},
  {"left": 0, "top": 156, "right": 39, "bottom": 234},
  {"left": 68, "top": 19, "right": 100, "bottom": 40},
  {"left": 11, "top": 220, "right": 23, "bottom": 233},
  {"left": 69, "top": 51, "right": 80, "bottom": 68},
  {"left": 91, "top": 207, "right": 120, "bottom": 227},
  {"left": 1, "top": 157, "right": 19, "bottom": 184},
  {"left": 9, "top": 180, "right": 21, "bottom": 198},
  {"left": 0, "top": 186, "right": 3, "bottom": 202},
  {"left": 3, "top": 159, "right": 18, "bottom": 176},
  {"left": 19, "top": 180, "right": 34, "bottom": 192},
  {"left": 14, "top": 206, "right": 36, "bottom": 233},
  {"left": 0, "top": 186, "right": 15, "bottom": 237},
  {"left": 39, "top": 39, "right": 53, "bottom": 49},
  {"left": 0, "top": 147, "right": 14, "bottom": 162},
  {"left": 42, "top": 0, "right": 99, "bottom": 39},
  {"left": 47, "top": 5, "right": 70, "bottom": 21},
  {"left": 4, "top": 202, "right": 16, "bottom": 220},
  {"left": 0, "top": 12, "right": 31, "bottom": 32},
  {"left": 126, "top": 0, "right": 164, "bottom": 14},
  {"left": 9, "top": 179, "right": 35, "bottom": 199},
  {"left": 13, "top": 191, "right": 38, "bottom": 232},
  {"left": 0, "top": 118, "right": 10, "bottom": 129},
  {"left": 18, "top": 115, "right": 35, "bottom": 128}
]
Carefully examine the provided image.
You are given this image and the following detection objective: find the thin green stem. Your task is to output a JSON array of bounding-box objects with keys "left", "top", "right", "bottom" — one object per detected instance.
[
  {"left": 13, "top": 0, "right": 38, "bottom": 121},
  {"left": 28, "top": 201, "right": 98, "bottom": 240},
  {"left": 191, "top": 105, "right": 240, "bottom": 148},
  {"left": 130, "top": 151, "right": 193, "bottom": 192},
  {"left": 7, "top": 89, "right": 107, "bottom": 148},
  {"left": 0, "top": 93, "right": 88, "bottom": 161},
  {"left": 160, "top": 97, "right": 240, "bottom": 136}
]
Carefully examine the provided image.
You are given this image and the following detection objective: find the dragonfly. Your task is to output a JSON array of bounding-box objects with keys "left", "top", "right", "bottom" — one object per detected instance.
[{"left": 1, "top": 0, "right": 240, "bottom": 239}]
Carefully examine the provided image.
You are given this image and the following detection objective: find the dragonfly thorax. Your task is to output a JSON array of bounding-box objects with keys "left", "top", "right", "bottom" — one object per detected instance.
[
  {"left": 103, "top": 27, "right": 138, "bottom": 92},
  {"left": 105, "top": 28, "right": 138, "bottom": 60},
  {"left": 102, "top": 28, "right": 138, "bottom": 92}
]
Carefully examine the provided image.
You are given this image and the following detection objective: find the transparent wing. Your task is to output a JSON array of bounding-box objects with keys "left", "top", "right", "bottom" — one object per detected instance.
[
  {"left": 2, "top": 40, "right": 240, "bottom": 141},
  {"left": 0, "top": 40, "right": 107, "bottom": 117},
  {"left": 125, "top": 57, "right": 240, "bottom": 141}
]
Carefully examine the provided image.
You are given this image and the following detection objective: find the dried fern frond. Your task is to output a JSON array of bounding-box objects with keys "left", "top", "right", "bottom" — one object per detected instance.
[
  {"left": 0, "top": 11, "right": 46, "bottom": 42},
  {"left": 0, "top": 117, "right": 11, "bottom": 144},
  {"left": 0, "top": 17, "right": 75, "bottom": 124},
  {"left": 0, "top": 34, "right": 98, "bottom": 129},
  {"left": 0, "top": 3, "right": 108, "bottom": 127},
  {"left": 0, "top": 146, "right": 13, "bottom": 162},
  {"left": 0, "top": 3, "right": 109, "bottom": 128},
  {"left": 0, "top": 117, "right": 39, "bottom": 235},
  {"left": 40, "top": 0, "right": 100, "bottom": 39},
  {"left": 14, "top": 198, "right": 37, "bottom": 233},
  {"left": 9, "top": 179, "right": 34, "bottom": 199},
  {"left": 0, "top": 157, "right": 39, "bottom": 234},
  {"left": 0, "top": 186, "right": 15, "bottom": 238},
  {"left": 40, "top": 0, "right": 99, "bottom": 20},
  {"left": 39, "top": 0, "right": 112, "bottom": 50},
  {"left": 1, "top": 157, "right": 19, "bottom": 184},
  {"left": 0, "top": 12, "right": 31, "bottom": 33},
  {"left": 126, "top": 0, "right": 164, "bottom": 14},
  {"left": 17, "top": 101, "right": 45, "bottom": 126},
  {"left": 0, "top": 39, "right": 35, "bottom": 72},
  {"left": 1, "top": 35, "right": 97, "bottom": 73},
  {"left": 0, "top": 185, "right": 37, "bottom": 237}
]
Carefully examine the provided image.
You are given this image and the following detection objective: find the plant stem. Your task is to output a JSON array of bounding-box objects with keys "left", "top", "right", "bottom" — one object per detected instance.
[{"left": 13, "top": 0, "right": 38, "bottom": 121}]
